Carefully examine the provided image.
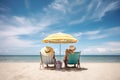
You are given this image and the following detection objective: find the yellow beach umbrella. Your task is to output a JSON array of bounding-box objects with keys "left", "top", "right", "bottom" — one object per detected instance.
[{"left": 42, "top": 32, "right": 78, "bottom": 56}]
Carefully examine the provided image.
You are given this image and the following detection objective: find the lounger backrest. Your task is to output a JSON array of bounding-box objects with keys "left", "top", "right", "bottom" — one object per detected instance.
[
  {"left": 67, "top": 52, "right": 80, "bottom": 64},
  {"left": 40, "top": 53, "right": 55, "bottom": 64}
]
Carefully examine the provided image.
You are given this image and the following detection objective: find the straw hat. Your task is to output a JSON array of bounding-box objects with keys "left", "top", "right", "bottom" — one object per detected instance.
[
  {"left": 41, "top": 46, "right": 54, "bottom": 56},
  {"left": 69, "top": 45, "right": 76, "bottom": 51}
]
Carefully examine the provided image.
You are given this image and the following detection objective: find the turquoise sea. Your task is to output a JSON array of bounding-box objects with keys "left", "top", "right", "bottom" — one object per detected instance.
[{"left": 0, "top": 55, "right": 120, "bottom": 62}]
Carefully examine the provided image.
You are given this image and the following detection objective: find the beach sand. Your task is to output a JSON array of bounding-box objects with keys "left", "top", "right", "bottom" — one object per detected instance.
[{"left": 0, "top": 62, "right": 120, "bottom": 80}]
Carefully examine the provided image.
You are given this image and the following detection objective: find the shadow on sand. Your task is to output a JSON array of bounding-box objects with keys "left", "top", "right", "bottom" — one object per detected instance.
[{"left": 43, "top": 67, "right": 88, "bottom": 72}]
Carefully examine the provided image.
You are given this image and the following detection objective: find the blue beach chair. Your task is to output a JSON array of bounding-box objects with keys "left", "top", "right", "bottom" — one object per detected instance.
[{"left": 67, "top": 52, "right": 81, "bottom": 68}]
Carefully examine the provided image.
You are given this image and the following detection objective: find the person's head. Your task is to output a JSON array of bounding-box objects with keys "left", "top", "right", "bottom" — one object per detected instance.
[
  {"left": 41, "top": 46, "right": 54, "bottom": 56},
  {"left": 68, "top": 45, "right": 76, "bottom": 51},
  {"left": 45, "top": 46, "right": 53, "bottom": 53}
]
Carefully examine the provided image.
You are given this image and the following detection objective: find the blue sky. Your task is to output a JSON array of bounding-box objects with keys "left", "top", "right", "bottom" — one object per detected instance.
[{"left": 0, "top": 0, "right": 120, "bottom": 55}]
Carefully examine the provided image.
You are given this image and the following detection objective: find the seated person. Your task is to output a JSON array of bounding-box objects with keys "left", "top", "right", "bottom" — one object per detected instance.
[
  {"left": 41, "top": 46, "right": 56, "bottom": 67},
  {"left": 64, "top": 45, "right": 76, "bottom": 68}
]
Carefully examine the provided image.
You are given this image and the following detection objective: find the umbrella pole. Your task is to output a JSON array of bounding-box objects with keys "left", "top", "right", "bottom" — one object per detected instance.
[{"left": 59, "top": 43, "right": 61, "bottom": 60}]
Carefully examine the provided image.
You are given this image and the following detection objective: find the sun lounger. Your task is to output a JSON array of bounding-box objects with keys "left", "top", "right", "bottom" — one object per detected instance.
[
  {"left": 66, "top": 52, "right": 81, "bottom": 68},
  {"left": 40, "top": 52, "right": 56, "bottom": 69}
]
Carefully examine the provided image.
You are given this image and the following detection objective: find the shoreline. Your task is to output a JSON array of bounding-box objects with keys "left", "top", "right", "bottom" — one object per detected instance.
[{"left": 0, "top": 55, "right": 120, "bottom": 63}]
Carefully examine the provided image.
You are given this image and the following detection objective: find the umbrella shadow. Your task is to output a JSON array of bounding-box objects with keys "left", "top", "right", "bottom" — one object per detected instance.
[
  {"left": 57, "top": 67, "right": 88, "bottom": 72},
  {"left": 43, "top": 66, "right": 88, "bottom": 72}
]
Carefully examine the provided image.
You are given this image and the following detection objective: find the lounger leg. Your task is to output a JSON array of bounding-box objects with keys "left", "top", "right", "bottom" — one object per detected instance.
[
  {"left": 40, "top": 61, "right": 44, "bottom": 69},
  {"left": 47, "top": 64, "right": 49, "bottom": 68},
  {"left": 77, "top": 64, "right": 80, "bottom": 68},
  {"left": 74, "top": 64, "right": 76, "bottom": 68},
  {"left": 40, "top": 62, "right": 41, "bottom": 69},
  {"left": 54, "top": 59, "right": 56, "bottom": 68},
  {"left": 77, "top": 60, "right": 80, "bottom": 68},
  {"left": 54, "top": 64, "right": 56, "bottom": 68},
  {"left": 64, "top": 60, "right": 68, "bottom": 68}
]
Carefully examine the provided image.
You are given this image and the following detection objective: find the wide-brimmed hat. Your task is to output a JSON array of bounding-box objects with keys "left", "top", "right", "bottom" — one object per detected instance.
[
  {"left": 69, "top": 45, "right": 76, "bottom": 51},
  {"left": 41, "top": 46, "right": 54, "bottom": 56}
]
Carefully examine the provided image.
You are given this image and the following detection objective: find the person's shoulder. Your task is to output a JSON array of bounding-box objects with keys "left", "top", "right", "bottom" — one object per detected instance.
[{"left": 66, "top": 49, "right": 69, "bottom": 51}]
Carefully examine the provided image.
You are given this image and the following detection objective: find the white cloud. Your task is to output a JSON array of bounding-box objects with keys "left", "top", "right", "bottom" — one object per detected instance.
[
  {"left": 49, "top": 0, "right": 67, "bottom": 13},
  {"left": 73, "top": 26, "right": 120, "bottom": 40},
  {"left": 24, "top": 0, "right": 30, "bottom": 9},
  {"left": 87, "top": 1, "right": 94, "bottom": 12},
  {"left": 0, "top": 14, "right": 56, "bottom": 51},
  {"left": 0, "top": 16, "right": 42, "bottom": 36},
  {"left": 69, "top": 0, "right": 120, "bottom": 25},
  {"left": 44, "top": 0, "right": 86, "bottom": 25},
  {"left": 91, "top": 1, "right": 120, "bottom": 21},
  {"left": 13, "top": 16, "right": 31, "bottom": 25},
  {"left": 0, "top": 3, "right": 66, "bottom": 54},
  {"left": 69, "top": 16, "right": 86, "bottom": 25},
  {"left": 0, "top": 26, "right": 35, "bottom": 36},
  {"left": 47, "top": 0, "right": 83, "bottom": 14},
  {"left": 74, "top": 32, "right": 82, "bottom": 37},
  {"left": 83, "top": 30, "right": 100, "bottom": 35},
  {"left": 95, "top": 0, "right": 102, "bottom": 10},
  {"left": 0, "top": 26, "right": 37, "bottom": 49},
  {"left": 0, "top": 0, "right": 71, "bottom": 55},
  {"left": 73, "top": 30, "right": 101, "bottom": 37},
  {"left": 73, "top": 26, "right": 120, "bottom": 54},
  {"left": 88, "top": 35, "right": 107, "bottom": 40},
  {"left": 0, "top": 36, "right": 33, "bottom": 48},
  {"left": 104, "top": 27, "right": 120, "bottom": 35},
  {"left": 82, "top": 41, "right": 120, "bottom": 54},
  {"left": 84, "top": 30, "right": 107, "bottom": 39},
  {"left": 42, "top": 0, "right": 119, "bottom": 26},
  {"left": 83, "top": 47, "right": 107, "bottom": 54},
  {"left": 45, "top": 0, "right": 69, "bottom": 14},
  {"left": 106, "top": 42, "right": 120, "bottom": 47}
]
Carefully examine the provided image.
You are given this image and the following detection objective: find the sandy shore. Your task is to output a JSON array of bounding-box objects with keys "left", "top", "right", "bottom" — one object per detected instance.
[{"left": 0, "top": 62, "right": 120, "bottom": 80}]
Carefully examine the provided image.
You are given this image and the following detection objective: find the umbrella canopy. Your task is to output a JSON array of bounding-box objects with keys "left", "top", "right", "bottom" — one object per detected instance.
[
  {"left": 42, "top": 32, "right": 78, "bottom": 56},
  {"left": 43, "top": 32, "right": 78, "bottom": 43}
]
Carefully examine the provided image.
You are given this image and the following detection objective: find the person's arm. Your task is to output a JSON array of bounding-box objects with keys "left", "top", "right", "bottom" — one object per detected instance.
[
  {"left": 65, "top": 49, "right": 68, "bottom": 60},
  {"left": 53, "top": 51, "right": 55, "bottom": 59}
]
